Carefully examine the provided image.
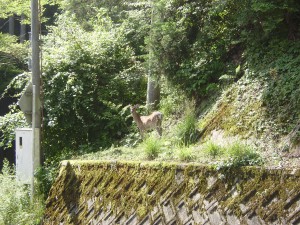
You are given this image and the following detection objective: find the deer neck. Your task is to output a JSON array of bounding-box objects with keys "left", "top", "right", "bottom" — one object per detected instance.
[{"left": 131, "top": 111, "right": 143, "bottom": 126}]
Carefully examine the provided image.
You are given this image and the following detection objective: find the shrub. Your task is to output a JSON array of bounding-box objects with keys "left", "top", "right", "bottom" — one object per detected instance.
[{"left": 42, "top": 14, "right": 146, "bottom": 156}]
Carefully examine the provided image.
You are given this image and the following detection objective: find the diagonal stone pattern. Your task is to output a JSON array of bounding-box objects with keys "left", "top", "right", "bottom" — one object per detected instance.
[{"left": 43, "top": 161, "right": 300, "bottom": 225}]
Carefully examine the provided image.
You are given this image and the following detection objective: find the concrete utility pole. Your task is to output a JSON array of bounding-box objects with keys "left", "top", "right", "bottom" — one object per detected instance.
[{"left": 31, "top": 0, "right": 41, "bottom": 197}]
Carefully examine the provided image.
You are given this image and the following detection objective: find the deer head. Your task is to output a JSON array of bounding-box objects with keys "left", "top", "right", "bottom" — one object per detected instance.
[{"left": 130, "top": 104, "right": 163, "bottom": 139}]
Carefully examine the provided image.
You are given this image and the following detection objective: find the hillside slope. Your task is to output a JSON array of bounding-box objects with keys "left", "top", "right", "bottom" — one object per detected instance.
[
  {"left": 198, "top": 61, "right": 300, "bottom": 168},
  {"left": 77, "top": 49, "right": 300, "bottom": 169}
]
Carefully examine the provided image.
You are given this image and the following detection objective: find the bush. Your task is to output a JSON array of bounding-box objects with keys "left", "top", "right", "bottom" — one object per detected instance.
[
  {"left": 42, "top": 14, "right": 147, "bottom": 156},
  {"left": 0, "top": 160, "right": 44, "bottom": 225}
]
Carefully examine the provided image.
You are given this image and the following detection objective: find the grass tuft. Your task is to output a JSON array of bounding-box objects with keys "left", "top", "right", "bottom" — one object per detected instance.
[
  {"left": 176, "top": 103, "right": 199, "bottom": 146},
  {"left": 177, "top": 147, "right": 193, "bottom": 162},
  {"left": 142, "top": 135, "right": 162, "bottom": 160},
  {"left": 202, "top": 141, "right": 224, "bottom": 159}
]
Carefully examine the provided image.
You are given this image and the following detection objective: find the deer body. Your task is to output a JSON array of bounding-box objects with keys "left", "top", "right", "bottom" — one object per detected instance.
[{"left": 130, "top": 105, "right": 163, "bottom": 138}]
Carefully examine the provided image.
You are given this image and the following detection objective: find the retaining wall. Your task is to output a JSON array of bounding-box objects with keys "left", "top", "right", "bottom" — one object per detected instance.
[{"left": 43, "top": 160, "right": 300, "bottom": 225}]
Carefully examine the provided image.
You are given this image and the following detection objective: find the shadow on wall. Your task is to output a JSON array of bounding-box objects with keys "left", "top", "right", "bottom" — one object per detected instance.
[{"left": 62, "top": 162, "right": 81, "bottom": 224}]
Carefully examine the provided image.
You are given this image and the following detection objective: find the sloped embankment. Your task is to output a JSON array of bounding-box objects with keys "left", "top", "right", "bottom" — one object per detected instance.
[
  {"left": 199, "top": 70, "right": 300, "bottom": 167},
  {"left": 44, "top": 160, "right": 300, "bottom": 224}
]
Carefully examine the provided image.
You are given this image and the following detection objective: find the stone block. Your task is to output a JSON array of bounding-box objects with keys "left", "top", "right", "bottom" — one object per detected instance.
[
  {"left": 125, "top": 213, "right": 138, "bottom": 225},
  {"left": 153, "top": 216, "right": 165, "bottom": 225},
  {"left": 207, "top": 206, "right": 225, "bottom": 225},
  {"left": 226, "top": 211, "right": 240, "bottom": 225},
  {"left": 245, "top": 212, "right": 263, "bottom": 225},
  {"left": 192, "top": 204, "right": 209, "bottom": 224},
  {"left": 139, "top": 215, "right": 152, "bottom": 225},
  {"left": 177, "top": 201, "right": 189, "bottom": 223},
  {"left": 162, "top": 200, "right": 175, "bottom": 223}
]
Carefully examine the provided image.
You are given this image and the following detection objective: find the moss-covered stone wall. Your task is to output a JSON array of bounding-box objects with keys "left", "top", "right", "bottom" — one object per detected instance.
[{"left": 43, "top": 160, "right": 300, "bottom": 224}]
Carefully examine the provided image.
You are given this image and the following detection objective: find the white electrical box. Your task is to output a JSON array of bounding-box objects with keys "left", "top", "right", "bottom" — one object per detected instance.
[{"left": 15, "top": 128, "right": 39, "bottom": 184}]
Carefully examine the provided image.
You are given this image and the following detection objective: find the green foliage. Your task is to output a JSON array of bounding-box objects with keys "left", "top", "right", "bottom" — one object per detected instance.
[
  {"left": 146, "top": 0, "right": 300, "bottom": 99},
  {"left": 203, "top": 141, "right": 224, "bottom": 159},
  {"left": 142, "top": 135, "right": 162, "bottom": 159},
  {"left": 0, "top": 73, "right": 29, "bottom": 149},
  {"left": 1, "top": 72, "right": 30, "bottom": 99},
  {"left": 159, "top": 78, "right": 188, "bottom": 117},
  {"left": 0, "top": 160, "right": 44, "bottom": 225},
  {"left": 57, "top": 0, "right": 151, "bottom": 56},
  {"left": 0, "top": 33, "right": 28, "bottom": 94},
  {"left": 0, "top": 106, "right": 27, "bottom": 149},
  {"left": 177, "top": 147, "right": 193, "bottom": 162},
  {"left": 0, "top": 33, "right": 29, "bottom": 152},
  {"left": 0, "top": 0, "right": 30, "bottom": 18},
  {"left": 220, "top": 142, "right": 263, "bottom": 168},
  {"left": 175, "top": 103, "right": 199, "bottom": 146},
  {"left": 42, "top": 14, "right": 147, "bottom": 156},
  {"left": 257, "top": 40, "right": 300, "bottom": 133},
  {"left": 0, "top": 0, "right": 58, "bottom": 19}
]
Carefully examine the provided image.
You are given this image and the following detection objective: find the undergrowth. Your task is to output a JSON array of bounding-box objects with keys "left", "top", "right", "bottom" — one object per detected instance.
[{"left": 0, "top": 160, "right": 44, "bottom": 225}]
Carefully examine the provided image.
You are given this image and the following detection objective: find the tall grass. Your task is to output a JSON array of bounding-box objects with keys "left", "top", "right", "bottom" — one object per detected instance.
[
  {"left": 0, "top": 160, "right": 44, "bottom": 225},
  {"left": 176, "top": 104, "right": 199, "bottom": 146},
  {"left": 202, "top": 141, "right": 224, "bottom": 159},
  {"left": 142, "top": 135, "right": 162, "bottom": 159},
  {"left": 225, "top": 142, "right": 263, "bottom": 167},
  {"left": 177, "top": 147, "right": 193, "bottom": 162}
]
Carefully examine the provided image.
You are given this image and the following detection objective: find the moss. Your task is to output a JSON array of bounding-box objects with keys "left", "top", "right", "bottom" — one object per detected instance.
[{"left": 44, "top": 160, "right": 300, "bottom": 224}]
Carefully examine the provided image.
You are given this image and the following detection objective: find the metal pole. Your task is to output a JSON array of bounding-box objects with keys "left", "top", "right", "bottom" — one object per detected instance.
[{"left": 31, "top": 0, "right": 41, "bottom": 199}]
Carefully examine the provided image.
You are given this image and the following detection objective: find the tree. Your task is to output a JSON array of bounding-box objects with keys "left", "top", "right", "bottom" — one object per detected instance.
[
  {"left": 42, "top": 14, "right": 147, "bottom": 155},
  {"left": 146, "top": 1, "right": 160, "bottom": 111}
]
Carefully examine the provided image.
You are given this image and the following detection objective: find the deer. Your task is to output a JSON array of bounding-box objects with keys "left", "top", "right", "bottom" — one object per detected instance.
[{"left": 130, "top": 104, "right": 163, "bottom": 139}]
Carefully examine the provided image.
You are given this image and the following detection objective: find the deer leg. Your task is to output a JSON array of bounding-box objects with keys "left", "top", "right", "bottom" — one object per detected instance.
[
  {"left": 139, "top": 129, "right": 144, "bottom": 139},
  {"left": 156, "top": 127, "right": 162, "bottom": 137}
]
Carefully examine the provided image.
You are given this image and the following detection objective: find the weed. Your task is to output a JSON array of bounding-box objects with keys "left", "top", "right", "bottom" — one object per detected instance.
[{"left": 0, "top": 159, "right": 44, "bottom": 225}]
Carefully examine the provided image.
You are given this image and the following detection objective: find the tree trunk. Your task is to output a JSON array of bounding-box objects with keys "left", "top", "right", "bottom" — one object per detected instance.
[
  {"left": 9, "top": 15, "right": 14, "bottom": 35},
  {"left": 146, "top": 0, "right": 160, "bottom": 112},
  {"left": 146, "top": 76, "right": 160, "bottom": 111},
  {"left": 20, "top": 14, "right": 26, "bottom": 43}
]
